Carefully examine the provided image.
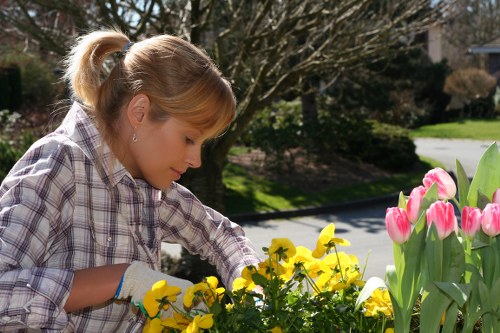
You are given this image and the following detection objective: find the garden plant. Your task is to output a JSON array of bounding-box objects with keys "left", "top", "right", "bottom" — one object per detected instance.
[{"left": 130, "top": 143, "right": 500, "bottom": 332}]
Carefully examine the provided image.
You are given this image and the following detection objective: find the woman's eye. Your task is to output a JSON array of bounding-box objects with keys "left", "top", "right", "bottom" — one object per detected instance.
[{"left": 185, "top": 137, "right": 195, "bottom": 145}]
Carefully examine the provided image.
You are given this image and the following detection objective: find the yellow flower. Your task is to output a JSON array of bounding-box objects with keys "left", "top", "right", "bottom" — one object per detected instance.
[
  {"left": 162, "top": 311, "right": 191, "bottom": 330},
  {"left": 385, "top": 329, "right": 394, "bottom": 333},
  {"left": 269, "top": 326, "right": 283, "bottom": 333},
  {"left": 268, "top": 238, "right": 296, "bottom": 262},
  {"left": 312, "top": 224, "right": 350, "bottom": 258},
  {"left": 232, "top": 266, "right": 257, "bottom": 291},
  {"left": 143, "top": 280, "right": 182, "bottom": 318},
  {"left": 142, "top": 318, "right": 163, "bottom": 333},
  {"left": 183, "top": 276, "right": 225, "bottom": 309},
  {"left": 364, "top": 288, "right": 393, "bottom": 319},
  {"left": 258, "top": 258, "right": 285, "bottom": 280},
  {"left": 283, "top": 246, "right": 321, "bottom": 280},
  {"left": 185, "top": 314, "right": 214, "bottom": 333}
]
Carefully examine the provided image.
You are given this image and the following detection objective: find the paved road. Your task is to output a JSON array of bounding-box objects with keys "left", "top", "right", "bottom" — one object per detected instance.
[
  {"left": 414, "top": 138, "right": 497, "bottom": 177},
  {"left": 163, "top": 138, "right": 499, "bottom": 280}
]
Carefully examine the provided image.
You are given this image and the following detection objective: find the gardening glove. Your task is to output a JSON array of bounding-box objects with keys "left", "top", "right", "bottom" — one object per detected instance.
[{"left": 115, "top": 261, "right": 193, "bottom": 314}]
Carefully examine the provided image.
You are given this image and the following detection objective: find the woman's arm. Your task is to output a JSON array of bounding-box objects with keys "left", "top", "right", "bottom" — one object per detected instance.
[{"left": 63, "top": 263, "right": 129, "bottom": 313}]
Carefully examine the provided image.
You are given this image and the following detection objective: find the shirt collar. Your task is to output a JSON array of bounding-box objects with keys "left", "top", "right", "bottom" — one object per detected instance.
[{"left": 58, "top": 102, "right": 132, "bottom": 188}]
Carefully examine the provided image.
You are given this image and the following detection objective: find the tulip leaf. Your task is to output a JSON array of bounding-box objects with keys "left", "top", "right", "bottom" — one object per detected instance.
[
  {"left": 476, "top": 190, "right": 491, "bottom": 210},
  {"left": 398, "top": 191, "right": 407, "bottom": 210},
  {"left": 467, "top": 142, "right": 500, "bottom": 207},
  {"left": 425, "top": 224, "right": 443, "bottom": 282},
  {"left": 420, "top": 283, "right": 453, "bottom": 333},
  {"left": 441, "top": 303, "right": 459, "bottom": 333},
  {"left": 434, "top": 282, "right": 471, "bottom": 307},
  {"left": 455, "top": 159, "right": 470, "bottom": 209},
  {"left": 355, "top": 276, "right": 386, "bottom": 310},
  {"left": 442, "top": 233, "right": 465, "bottom": 283}
]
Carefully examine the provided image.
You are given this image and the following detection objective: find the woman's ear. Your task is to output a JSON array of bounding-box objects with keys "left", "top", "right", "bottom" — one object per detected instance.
[{"left": 126, "top": 93, "right": 151, "bottom": 128}]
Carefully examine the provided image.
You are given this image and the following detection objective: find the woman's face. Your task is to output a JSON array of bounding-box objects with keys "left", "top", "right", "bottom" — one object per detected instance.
[{"left": 127, "top": 115, "right": 204, "bottom": 190}]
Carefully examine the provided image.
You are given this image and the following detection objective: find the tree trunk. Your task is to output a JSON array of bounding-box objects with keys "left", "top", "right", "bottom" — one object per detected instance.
[{"left": 301, "top": 77, "right": 319, "bottom": 124}]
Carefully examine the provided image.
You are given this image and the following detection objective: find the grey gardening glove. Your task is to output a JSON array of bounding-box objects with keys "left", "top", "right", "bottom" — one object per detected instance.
[{"left": 115, "top": 261, "right": 193, "bottom": 314}]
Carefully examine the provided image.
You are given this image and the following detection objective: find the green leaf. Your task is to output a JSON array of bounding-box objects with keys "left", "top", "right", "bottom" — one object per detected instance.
[
  {"left": 456, "top": 159, "right": 470, "bottom": 209},
  {"left": 355, "top": 276, "right": 387, "bottom": 310},
  {"left": 434, "top": 282, "right": 471, "bottom": 307},
  {"left": 467, "top": 142, "right": 500, "bottom": 207},
  {"left": 420, "top": 283, "right": 453, "bottom": 333},
  {"left": 442, "top": 233, "right": 465, "bottom": 282},
  {"left": 398, "top": 191, "right": 407, "bottom": 210},
  {"left": 441, "top": 302, "right": 459, "bottom": 333},
  {"left": 425, "top": 223, "right": 443, "bottom": 282}
]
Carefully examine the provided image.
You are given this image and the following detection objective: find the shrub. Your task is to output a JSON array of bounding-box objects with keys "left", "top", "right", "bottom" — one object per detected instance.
[{"left": 362, "top": 121, "right": 418, "bottom": 171}]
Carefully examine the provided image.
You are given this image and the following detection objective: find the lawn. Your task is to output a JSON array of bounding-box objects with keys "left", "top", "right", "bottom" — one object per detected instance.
[
  {"left": 223, "top": 156, "right": 444, "bottom": 216},
  {"left": 410, "top": 119, "right": 500, "bottom": 141}
]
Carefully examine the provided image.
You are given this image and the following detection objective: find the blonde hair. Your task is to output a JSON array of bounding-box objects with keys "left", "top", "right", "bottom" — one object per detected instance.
[{"left": 63, "top": 29, "right": 236, "bottom": 147}]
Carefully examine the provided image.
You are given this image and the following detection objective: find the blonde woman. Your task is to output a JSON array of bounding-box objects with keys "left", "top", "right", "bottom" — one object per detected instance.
[{"left": 0, "top": 30, "right": 260, "bottom": 332}]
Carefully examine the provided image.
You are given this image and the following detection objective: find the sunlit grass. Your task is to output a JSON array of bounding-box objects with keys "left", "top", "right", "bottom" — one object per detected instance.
[
  {"left": 223, "top": 157, "right": 444, "bottom": 215},
  {"left": 410, "top": 119, "right": 500, "bottom": 140}
]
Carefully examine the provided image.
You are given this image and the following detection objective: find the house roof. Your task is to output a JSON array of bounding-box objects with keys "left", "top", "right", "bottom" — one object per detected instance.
[{"left": 468, "top": 45, "right": 500, "bottom": 54}]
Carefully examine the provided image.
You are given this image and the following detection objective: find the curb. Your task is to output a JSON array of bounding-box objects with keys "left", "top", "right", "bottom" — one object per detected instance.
[{"left": 228, "top": 191, "right": 405, "bottom": 224}]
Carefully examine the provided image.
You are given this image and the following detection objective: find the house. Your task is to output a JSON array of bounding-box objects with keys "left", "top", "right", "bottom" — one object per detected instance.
[{"left": 467, "top": 44, "right": 500, "bottom": 80}]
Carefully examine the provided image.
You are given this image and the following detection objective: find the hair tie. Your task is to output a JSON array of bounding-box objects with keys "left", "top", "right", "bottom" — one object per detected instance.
[{"left": 120, "top": 41, "right": 134, "bottom": 57}]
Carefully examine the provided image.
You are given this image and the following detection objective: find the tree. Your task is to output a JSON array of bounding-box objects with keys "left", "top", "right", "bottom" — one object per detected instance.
[
  {"left": 0, "top": 0, "right": 452, "bottom": 211},
  {"left": 442, "top": 0, "right": 500, "bottom": 69}
]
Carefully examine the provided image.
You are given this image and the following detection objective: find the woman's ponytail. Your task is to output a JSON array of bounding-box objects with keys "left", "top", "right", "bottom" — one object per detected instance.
[{"left": 63, "top": 30, "right": 129, "bottom": 109}]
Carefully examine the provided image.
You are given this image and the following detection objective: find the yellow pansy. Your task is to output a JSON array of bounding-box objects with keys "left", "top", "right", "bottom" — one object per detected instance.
[
  {"left": 258, "top": 258, "right": 285, "bottom": 280},
  {"left": 185, "top": 314, "right": 214, "bottom": 333},
  {"left": 143, "top": 280, "right": 182, "bottom": 318},
  {"left": 142, "top": 318, "right": 163, "bottom": 333},
  {"left": 364, "top": 288, "right": 393, "bottom": 319},
  {"left": 312, "top": 224, "right": 351, "bottom": 258},
  {"left": 268, "top": 238, "right": 296, "bottom": 262},
  {"left": 269, "top": 326, "right": 283, "bottom": 333},
  {"left": 283, "top": 246, "right": 321, "bottom": 280},
  {"left": 184, "top": 276, "right": 225, "bottom": 309},
  {"left": 232, "top": 265, "right": 258, "bottom": 291},
  {"left": 162, "top": 311, "right": 190, "bottom": 330}
]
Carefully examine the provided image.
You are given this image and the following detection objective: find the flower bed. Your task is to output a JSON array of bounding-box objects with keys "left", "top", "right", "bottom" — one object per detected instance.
[{"left": 138, "top": 143, "right": 500, "bottom": 333}]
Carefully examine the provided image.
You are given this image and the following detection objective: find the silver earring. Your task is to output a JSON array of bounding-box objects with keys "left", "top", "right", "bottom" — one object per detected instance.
[{"left": 132, "top": 133, "right": 137, "bottom": 143}]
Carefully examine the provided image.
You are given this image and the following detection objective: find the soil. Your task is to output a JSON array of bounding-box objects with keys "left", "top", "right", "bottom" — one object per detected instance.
[{"left": 227, "top": 147, "right": 392, "bottom": 193}]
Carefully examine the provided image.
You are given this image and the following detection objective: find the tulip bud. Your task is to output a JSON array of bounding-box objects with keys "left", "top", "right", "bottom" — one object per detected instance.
[
  {"left": 426, "top": 201, "right": 458, "bottom": 240},
  {"left": 407, "top": 186, "right": 427, "bottom": 224},
  {"left": 481, "top": 203, "right": 500, "bottom": 237},
  {"left": 461, "top": 206, "right": 482, "bottom": 238},
  {"left": 385, "top": 207, "right": 411, "bottom": 244},
  {"left": 492, "top": 188, "right": 500, "bottom": 204},
  {"left": 423, "top": 167, "right": 457, "bottom": 200}
]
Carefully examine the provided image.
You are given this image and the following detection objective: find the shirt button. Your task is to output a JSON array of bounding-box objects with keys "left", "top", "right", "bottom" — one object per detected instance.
[{"left": 107, "top": 236, "right": 112, "bottom": 242}]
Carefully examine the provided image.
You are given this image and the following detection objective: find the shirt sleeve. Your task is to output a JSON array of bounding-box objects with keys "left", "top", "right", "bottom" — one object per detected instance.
[
  {"left": 0, "top": 140, "right": 76, "bottom": 331},
  {"left": 159, "top": 183, "right": 261, "bottom": 288}
]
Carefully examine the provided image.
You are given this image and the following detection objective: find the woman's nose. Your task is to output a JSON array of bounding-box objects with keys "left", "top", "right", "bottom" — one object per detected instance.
[{"left": 186, "top": 146, "right": 202, "bottom": 168}]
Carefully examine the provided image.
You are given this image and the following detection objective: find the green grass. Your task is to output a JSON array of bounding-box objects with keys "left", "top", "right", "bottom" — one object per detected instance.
[
  {"left": 410, "top": 119, "right": 500, "bottom": 141},
  {"left": 223, "top": 156, "right": 444, "bottom": 215}
]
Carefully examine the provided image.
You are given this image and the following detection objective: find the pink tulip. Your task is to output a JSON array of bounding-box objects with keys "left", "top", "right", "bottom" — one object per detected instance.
[
  {"left": 423, "top": 167, "right": 457, "bottom": 200},
  {"left": 426, "top": 201, "right": 458, "bottom": 240},
  {"left": 481, "top": 203, "right": 500, "bottom": 237},
  {"left": 407, "top": 186, "right": 427, "bottom": 224},
  {"left": 461, "top": 206, "right": 482, "bottom": 238},
  {"left": 385, "top": 207, "right": 411, "bottom": 244},
  {"left": 492, "top": 189, "right": 500, "bottom": 204}
]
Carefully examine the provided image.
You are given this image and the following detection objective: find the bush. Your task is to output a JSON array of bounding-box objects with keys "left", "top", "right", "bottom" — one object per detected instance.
[
  {"left": 362, "top": 121, "right": 418, "bottom": 171},
  {"left": 0, "top": 132, "right": 35, "bottom": 181},
  {"left": 0, "top": 47, "right": 64, "bottom": 112},
  {"left": 240, "top": 100, "right": 304, "bottom": 172}
]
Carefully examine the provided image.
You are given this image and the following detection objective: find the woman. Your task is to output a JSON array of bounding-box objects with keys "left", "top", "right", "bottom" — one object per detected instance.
[{"left": 0, "top": 29, "right": 260, "bottom": 332}]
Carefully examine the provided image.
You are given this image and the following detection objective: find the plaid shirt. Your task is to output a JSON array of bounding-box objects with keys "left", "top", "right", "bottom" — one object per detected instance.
[{"left": 0, "top": 102, "right": 260, "bottom": 332}]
